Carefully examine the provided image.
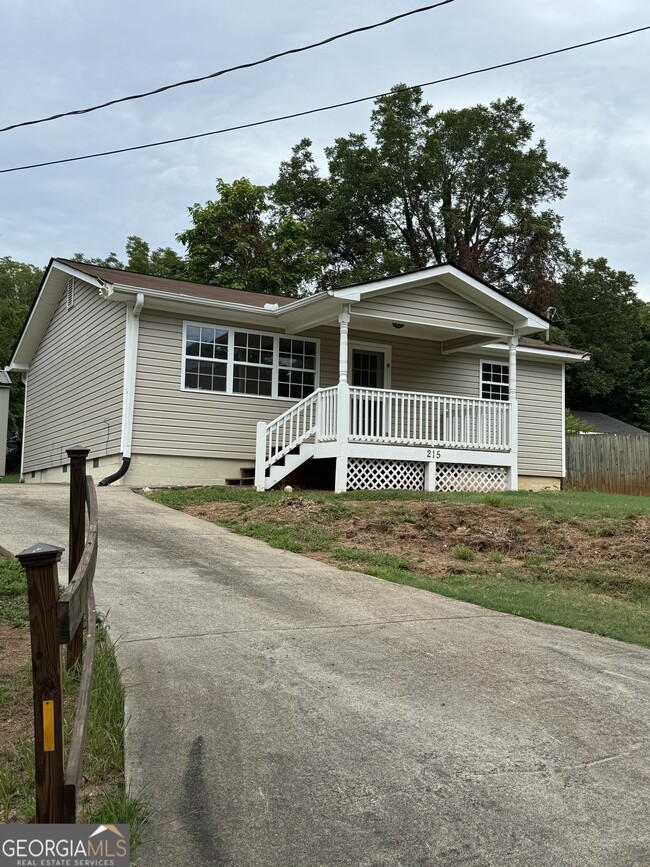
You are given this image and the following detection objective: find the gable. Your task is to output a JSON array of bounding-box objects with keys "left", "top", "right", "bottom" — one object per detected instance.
[{"left": 353, "top": 281, "right": 512, "bottom": 336}]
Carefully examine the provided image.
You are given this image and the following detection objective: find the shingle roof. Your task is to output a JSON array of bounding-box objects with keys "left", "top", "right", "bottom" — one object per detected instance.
[
  {"left": 517, "top": 337, "right": 588, "bottom": 357},
  {"left": 57, "top": 259, "right": 295, "bottom": 308},
  {"left": 571, "top": 411, "right": 649, "bottom": 435},
  {"left": 56, "top": 259, "right": 586, "bottom": 355}
]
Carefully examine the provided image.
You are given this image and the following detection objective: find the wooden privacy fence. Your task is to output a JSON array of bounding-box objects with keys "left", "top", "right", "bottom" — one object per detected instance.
[
  {"left": 16, "top": 446, "right": 98, "bottom": 823},
  {"left": 565, "top": 434, "right": 650, "bottom": 495}
]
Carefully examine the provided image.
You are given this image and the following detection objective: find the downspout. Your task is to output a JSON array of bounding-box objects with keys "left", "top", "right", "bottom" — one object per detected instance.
[
  {"left": 99, "top": 292, "right": 144, "bottom": 486},
  {"left": 20, "top": 372, "right": 28, "bottom": 482}
]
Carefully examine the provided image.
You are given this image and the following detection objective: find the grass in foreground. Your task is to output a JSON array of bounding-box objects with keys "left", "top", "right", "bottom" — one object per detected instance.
[
  {"left": 150, "top": 487, "right": 650, "bottom": 648},
  {"left": 0, "top": 473, "right": 20, "bottom": 484},
  {"left": 0, "top": 559, "right": 147, "bottom": 846}
]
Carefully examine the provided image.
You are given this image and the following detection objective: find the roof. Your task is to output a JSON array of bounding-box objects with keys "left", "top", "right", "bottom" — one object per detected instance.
[
  {"left": 56, "top": 259, "right": 296, "bottom": 309},
  {"left": 571, "top": 411, "right": 649, "bottom": 435},
  {"left": 8, "top": 257, "right": 587, "bottom": 371},
  {"left": 517, "top": 337, "right": 588, "bottom": 358},
  {"left": 0, "top": 371, "right": 11, "bottom": 387}
]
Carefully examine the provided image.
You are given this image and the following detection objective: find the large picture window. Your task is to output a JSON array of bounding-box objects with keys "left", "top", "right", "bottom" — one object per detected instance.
[
  {"left": 183, "top": 323, "right": 318, "bottom": 400},
  {"left": 481, "top": 361, "right": 509, "bottom": 401}
]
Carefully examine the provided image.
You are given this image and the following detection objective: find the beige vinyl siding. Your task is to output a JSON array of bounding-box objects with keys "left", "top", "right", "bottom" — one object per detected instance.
[
  {"left": 132, "top": 312, "right": 562, "bottom": 474},
  {"left": 132, "top": 311, "right": 337, "bottom": 460},
  {"left": 354, "top": 282, "right": 511, "bottom": 336},
  {"left": 132, "top": 316, "right": 481, "bottom": 462},
  {"left": 23, "top": 280, "right": 125, "bottom": 472},
  {"left": 516, "top": 360, "right": 564, "bottom": 477},
  {"left": 319, "top": 327, "right": 479, "bottom": 396}
]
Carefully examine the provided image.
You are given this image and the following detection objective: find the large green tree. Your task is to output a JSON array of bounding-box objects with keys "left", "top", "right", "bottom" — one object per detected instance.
[
  {"left": 272, "top": 88, "right": 570, "bottom": 306},
  {"left": 177, "top": 178, "right": 323, "bottom": 296},
  {"left": 0, "top": 257, "right": 43, "bottom": 471},
  {"left": 551, "top": 254, "right": 650, "bottom": 430}
]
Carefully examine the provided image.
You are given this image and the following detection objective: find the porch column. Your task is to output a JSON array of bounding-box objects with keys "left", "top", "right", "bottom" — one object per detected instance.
[
  {"left": 508, "top": 337, "right": 519, "bottom": 491},
  {"left": 335, "top": 306, "right": 351, "bottom": 493}
]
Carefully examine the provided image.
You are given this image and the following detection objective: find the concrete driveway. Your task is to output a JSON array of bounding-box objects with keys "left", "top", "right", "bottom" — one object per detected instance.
[{"left": 1, "top": 484, "right": 649, "bottom": 867}]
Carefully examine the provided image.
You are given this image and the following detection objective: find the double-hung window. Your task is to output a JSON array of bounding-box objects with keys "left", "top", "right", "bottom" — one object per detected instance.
[
  {"left": 481, "top": 361, "right": 509, "bottom": 401},
  {"left": 183, "top": 323, "right": 318, "bottom": 399}
]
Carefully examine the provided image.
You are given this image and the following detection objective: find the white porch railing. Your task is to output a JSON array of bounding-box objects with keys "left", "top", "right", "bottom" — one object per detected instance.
[
  {"left": 350, "top": 387, "right": 510, "bottom": 451},
  {"left": 259, "top": 386, "right": 337, "bottom": 470},
  {"left": 256, "top": 384, "right": 511, "bottom": 489}
]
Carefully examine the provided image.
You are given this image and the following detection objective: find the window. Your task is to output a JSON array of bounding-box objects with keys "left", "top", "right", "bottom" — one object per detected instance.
[
  {"left": 481, "top": 361, "right": 509, "bottom": 401},
  {"left": 183, "top": 323, "right": 318, "bottom": 399},
  {"left": 278, "top": 338, "right": 316, "bottom": 399}
]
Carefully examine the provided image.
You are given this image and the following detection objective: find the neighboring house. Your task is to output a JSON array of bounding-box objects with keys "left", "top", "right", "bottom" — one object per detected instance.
[
  {"left": 5, "top": 258, "right": 589, "bottom": 493},
  {"left": 570, "top": 411, "right": 649, "bottom": 436},
  {"left": 0, "top": 371, "right": 10, "bottom": 477}
]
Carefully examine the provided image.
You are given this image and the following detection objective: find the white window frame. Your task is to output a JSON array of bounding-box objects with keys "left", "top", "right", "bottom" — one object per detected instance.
[
  {"left": 480, "top": 359, "right": 509, "bottom": 401},
  {"left": 181, "top": 321, "right": 320, "bottom": 401},
  {"left": 349, "top": 341, "right": 392, "bottom": 389}
]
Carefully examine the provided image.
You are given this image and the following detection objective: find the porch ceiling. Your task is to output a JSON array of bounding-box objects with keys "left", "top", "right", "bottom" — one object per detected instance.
[{"left": 345, "top": 313, "right": 505, "bottom": 345}]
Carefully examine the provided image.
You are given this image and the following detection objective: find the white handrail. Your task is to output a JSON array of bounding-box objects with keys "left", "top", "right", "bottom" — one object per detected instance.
[
  {"left": 259, "top": 386, "right": 338, "bottom": 473},
  {"left": 349, "top": 386, "right": 510, "bottom": 451}
]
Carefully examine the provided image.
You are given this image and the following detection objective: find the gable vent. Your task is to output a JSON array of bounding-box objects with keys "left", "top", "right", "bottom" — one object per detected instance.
[{"left": 66, "top": 277, "right": 75, "bottom": 310}]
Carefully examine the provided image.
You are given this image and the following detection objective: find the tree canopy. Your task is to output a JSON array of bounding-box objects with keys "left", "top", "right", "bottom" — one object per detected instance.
[
  {"left": 2, "top": 86, "right": 650, "bottom": 466},
  {"left": 0, "top": 257, "right": 43, "bottom": 470}
]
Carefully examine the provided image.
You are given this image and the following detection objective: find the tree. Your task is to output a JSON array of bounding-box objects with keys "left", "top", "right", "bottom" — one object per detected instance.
[
  {"left": 272, "top": 88, "right": 570, "bottom": 306},
  {"left": 0, "top": 257, "right": 43, "bottom": 471},
  {"left": 177, "top": 178, "right": 324, "bottom": 296},
  {"left": 551, "top": 254, "right": 650, "bottom": 430},
  {"left": 73, "top": 236, "right": 187, "bottom": 280}
]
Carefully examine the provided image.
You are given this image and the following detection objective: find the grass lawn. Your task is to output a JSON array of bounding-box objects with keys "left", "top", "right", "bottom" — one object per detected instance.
[
  {"left": 0, "top": 557, "right": 147, "bottom": 843},
  {"left": 150, "top": 487, "right": 650, "bottom": 648},
  {"left": 0, "top": 473, "right": 20, "bottom": 484}
]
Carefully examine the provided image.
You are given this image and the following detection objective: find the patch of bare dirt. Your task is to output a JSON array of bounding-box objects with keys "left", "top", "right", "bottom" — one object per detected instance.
[{"left": 183, "top": 497, "right": 650, "bottom": 584}]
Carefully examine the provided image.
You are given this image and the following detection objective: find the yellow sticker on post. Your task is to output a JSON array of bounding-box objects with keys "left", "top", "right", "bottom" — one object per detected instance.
[{"left": 43, "top": 700, "right": 55, "bottom": 751}]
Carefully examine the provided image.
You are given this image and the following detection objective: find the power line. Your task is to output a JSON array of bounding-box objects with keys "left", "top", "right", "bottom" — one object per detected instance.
[
  {"left": 1, "top": 25, "right": 648, "bottom": 175},
  {"left": 0, "top": 1, "right": 455, "bottom": 134}
]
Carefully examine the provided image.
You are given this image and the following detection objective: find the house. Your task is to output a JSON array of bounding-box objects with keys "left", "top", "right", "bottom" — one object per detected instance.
[
  {"left": 5, "top": 258, "right": 589, "bottom": 493},
  {"left": 570, "top": 411, "right": 649, "bottom": 436}
]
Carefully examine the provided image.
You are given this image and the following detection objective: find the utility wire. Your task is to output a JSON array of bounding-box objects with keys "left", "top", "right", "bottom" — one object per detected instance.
[
  {"left": 0, "top": 1, "right": 454, "bottom": 134},
  {"left": 1, "top": 25, "right": 648, "bottom": 175}
]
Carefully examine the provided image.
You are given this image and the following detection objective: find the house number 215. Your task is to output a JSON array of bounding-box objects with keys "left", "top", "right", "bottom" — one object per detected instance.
[{"left": 425, "top": 449, "right": 442, "bottom": 459}]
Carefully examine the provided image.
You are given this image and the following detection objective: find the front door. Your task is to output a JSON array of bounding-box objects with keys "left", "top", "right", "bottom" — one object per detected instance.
[
  {"left": 350, "top": 346, "right": 389, "bottom": 438},
  {"left": 351, "top": 348, "right": 386, "bottom": 389}
]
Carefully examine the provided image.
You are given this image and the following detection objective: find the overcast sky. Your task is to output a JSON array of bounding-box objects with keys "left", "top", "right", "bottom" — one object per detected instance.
[{"left": 1, "top": 0, "right": 648, "bottom": 300}]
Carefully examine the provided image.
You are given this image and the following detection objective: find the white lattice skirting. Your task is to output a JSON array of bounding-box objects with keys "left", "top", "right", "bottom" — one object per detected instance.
[
  {"left": 436, "top": 463, "right": 507, "bottom": 493},
  {"left": 347, "top": 458, "right": 425, "bottom": 491},
  {"left": 345, "top": 459, "right": 508, "bottom": 492}
]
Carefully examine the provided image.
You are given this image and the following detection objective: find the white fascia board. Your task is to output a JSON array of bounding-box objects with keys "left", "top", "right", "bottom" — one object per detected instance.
[
  {"left": 109, "top": 284, "right": 341, "bottom": 333},
  {"left": 53, "top": 260, "right": 113, "bottom": 292},
  {"left": 481, "top": 342, "right": 590, "bottom": 363},
  {"left": 332, "top": 265, "right": 548, "bottom": 331}
]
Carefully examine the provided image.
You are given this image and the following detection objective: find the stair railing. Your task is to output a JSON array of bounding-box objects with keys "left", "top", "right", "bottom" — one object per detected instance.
[{"left": 255, "top": 386, "right": 338, "bottom": 490}]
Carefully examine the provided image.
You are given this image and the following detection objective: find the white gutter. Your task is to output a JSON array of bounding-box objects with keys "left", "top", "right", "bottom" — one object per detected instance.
[
  {"left": 20, "top": 372, "right": 28, "bottom": 482},
  {"left": 120, "top": 292, "right": 144, "bottom": 459}
]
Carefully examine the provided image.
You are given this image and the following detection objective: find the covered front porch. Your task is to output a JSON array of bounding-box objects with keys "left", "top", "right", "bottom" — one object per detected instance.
[
  {"left": 253, "top": 267, "right": 550, "bottom": 493},
  {"left": 255, "top": 380, "right": 516, "bottom": 493}
]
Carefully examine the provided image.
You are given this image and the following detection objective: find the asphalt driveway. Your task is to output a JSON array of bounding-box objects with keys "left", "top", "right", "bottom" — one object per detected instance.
[{"left": 1, "top": 484, "right": 649, "bottom": 867}]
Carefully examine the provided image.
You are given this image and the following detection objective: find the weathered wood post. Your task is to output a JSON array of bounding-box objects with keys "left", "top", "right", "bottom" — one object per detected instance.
[
  {"left": 16, "top": 542, "right": 65, "bottom": 823},
  {"left": 67, "top": 445, "right": 89, "bottom": 668}
]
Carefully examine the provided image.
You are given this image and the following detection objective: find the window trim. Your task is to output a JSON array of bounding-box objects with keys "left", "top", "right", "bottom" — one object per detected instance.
[
  {"left": 181, "top": 321, "right": 320, "bottom": 401},
  {"left": 480, "top": 359, "right": 510, "bottom": 402}
]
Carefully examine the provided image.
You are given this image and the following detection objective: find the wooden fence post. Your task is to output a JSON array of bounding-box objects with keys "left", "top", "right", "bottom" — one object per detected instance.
[
  {"left": 66, "top": 445, "right": 89, "bottom": 668},
  {"left": 16, "top": 542, "right": 65, "bottom": 824}
]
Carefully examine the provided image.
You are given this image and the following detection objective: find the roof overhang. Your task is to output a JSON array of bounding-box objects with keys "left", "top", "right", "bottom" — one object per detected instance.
[
  {"left": 331, "top": 264, "right": 549, "bottom": 335},
  {"left": 8, "top": 260, "right": 569, "bottom": 373}
]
